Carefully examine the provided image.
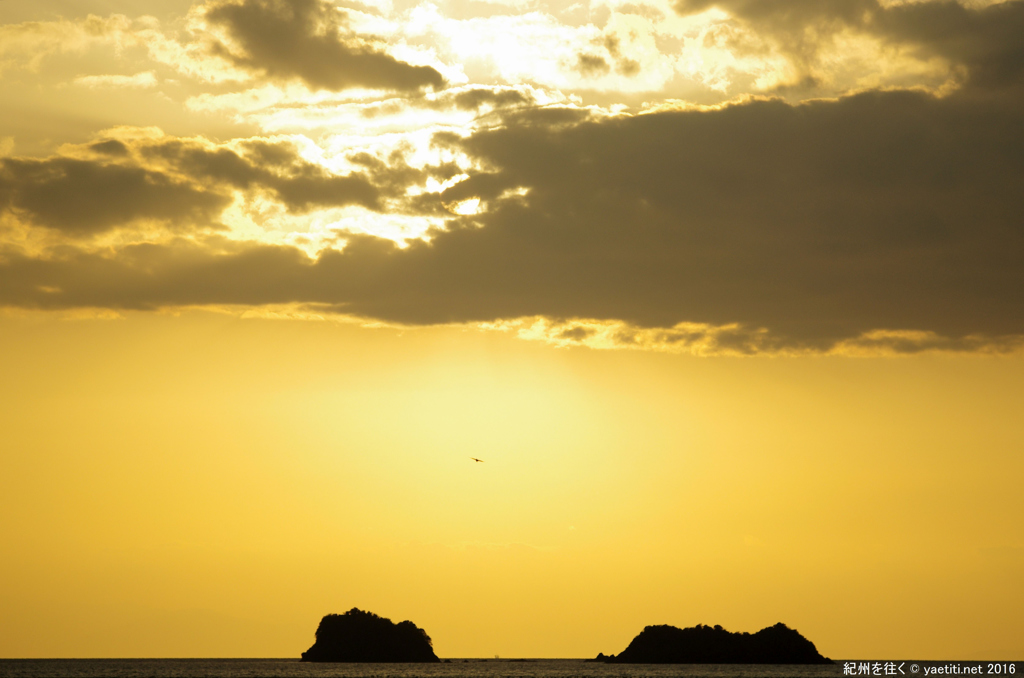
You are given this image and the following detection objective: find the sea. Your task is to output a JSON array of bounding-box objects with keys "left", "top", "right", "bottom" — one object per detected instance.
[{"left": 0, "top": 659, "right": 941, "bottom": 678}]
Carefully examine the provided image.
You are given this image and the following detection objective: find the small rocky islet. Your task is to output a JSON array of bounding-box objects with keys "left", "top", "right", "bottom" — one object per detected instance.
[
  {"left": 300, "top": 608, "right": 831, "bottom": 664},
  {"left": 300, "top": 608, "right": 439, "bottom": 662},
  {"left": 591, "top": 622, "right": 832, "bottom": 664}
]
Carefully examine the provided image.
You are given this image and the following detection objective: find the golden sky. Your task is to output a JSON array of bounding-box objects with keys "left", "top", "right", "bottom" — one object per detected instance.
[{"left": 1, "top": 0, "right": 1023, "bottom": 661}]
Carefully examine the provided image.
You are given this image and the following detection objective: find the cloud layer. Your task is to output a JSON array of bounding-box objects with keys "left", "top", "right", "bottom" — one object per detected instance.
[
  {"left": 674, "top": 0, "right": 1024, "bottom": 92},
  {"left": 3, "top": 82, "right": 1024, "bottom": 352},
  {"left": 204, "top": 0, "right": 446, "bottom": 91},
  {"left": 1, "top": 0, "right": 1023, "bottom": 354}
]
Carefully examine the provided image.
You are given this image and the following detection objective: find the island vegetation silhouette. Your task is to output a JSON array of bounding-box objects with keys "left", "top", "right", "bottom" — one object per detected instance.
[
  {"left": 299, "top": 609, "right": 829, "bottom": 664},
  {"left": 301, "top": 608, "right": 440, "bottom": 662},
  {"left": 590, "top": 622, "right": 832, "bottom": 664}
]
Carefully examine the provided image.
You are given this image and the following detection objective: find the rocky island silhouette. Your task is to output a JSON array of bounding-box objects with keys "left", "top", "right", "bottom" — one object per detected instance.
[
  {"left": 300, "top": 609, "right": 829, "bottom": 664},
  {"left": 301, "top": 608, "right": 440, "bottom": 662},
  {"left": 591, "top": 622, "right": 832, "bottom": 664}
]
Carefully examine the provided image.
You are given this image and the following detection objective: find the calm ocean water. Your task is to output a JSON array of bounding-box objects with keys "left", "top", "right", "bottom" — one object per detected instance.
[{"left": 0, "top": 659, "right": 847, "bottom": 678}]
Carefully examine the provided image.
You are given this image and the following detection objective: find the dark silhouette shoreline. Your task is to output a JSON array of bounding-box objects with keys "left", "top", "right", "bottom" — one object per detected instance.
[
  {"left": 300, "top": 608, "right": 440, "bottom": 662},
  {"left": 590, "top": 622, "right": 833, "bottom": 664},
  {"left": 299, "top": 609, "right": 830, "bottom": 664}
]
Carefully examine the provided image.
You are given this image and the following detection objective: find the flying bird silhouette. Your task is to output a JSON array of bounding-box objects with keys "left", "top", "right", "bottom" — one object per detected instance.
[{"left": 470, "top": 457, "right": 484, "bottom": 463}]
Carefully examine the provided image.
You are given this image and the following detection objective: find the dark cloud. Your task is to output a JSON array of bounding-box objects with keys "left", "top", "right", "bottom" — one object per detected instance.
[
  {"left": 0, "top": 137, "right": 432, "bottom": 234},
  {"left": 558, "top": 326, "right": 595, "bottom": 341},
  {"left": 577, "top": 53, "right": 611, "bottom": 77},
  {"left": 602, "top": 35, "right": 641, "bottom": 77},
  {"left": 419, "top": 90, "right": 1024, "bottom": 347},
  {"left": 674, "top": 0, "right": 1024, "bottom": 93},
  {"left": 876, "top": 0, "right": 1024, "bottom": 92},
  {"left": 0, "top": 157, "right": 230, "bottom": 234},
  {"left": 89, "top": 139, "right": 130, "bottom": 157},
  {"left": 0, "top": 241, "right": 317, "bottom": 309},
  {"left": 573, "top": 35, "right": 643, "bottom": 79},
  {"left": 145, "top": 139, "right": 383, "bottom": 211},
  {"left": 616, "top": 57, "right": 640, "bottom": 77},
  {"left": 2, "top": 88, "right": 1023, "bottom": 352},
  {"left": 675, "top": 0, "right": 872, "bottom": 33},
  {"left": 205, "top": 0, "right": 446, "bottom": 92},
  {"left": 449, "top": 88, "right": 534, "bottom": 112}
]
